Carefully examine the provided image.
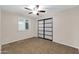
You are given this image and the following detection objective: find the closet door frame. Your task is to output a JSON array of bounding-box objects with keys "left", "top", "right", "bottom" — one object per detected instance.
[{"left": 38, "top": 18, "right": 53, "bottom": 41}]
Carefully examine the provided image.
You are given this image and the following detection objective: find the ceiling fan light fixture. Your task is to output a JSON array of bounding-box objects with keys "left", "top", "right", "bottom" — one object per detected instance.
[
  {"left": 25, "top": 5, "right": 45, "bottom": 15},
  {"left": 33, "top": 10, "right": 38, "bottom": 14}
]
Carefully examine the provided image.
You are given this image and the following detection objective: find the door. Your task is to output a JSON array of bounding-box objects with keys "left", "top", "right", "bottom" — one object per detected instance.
[
  {"left": 44, "top": 18, "right": 53, "bottom": 40},
  {"left": 38, "top": 20, "right": 44, "bottom": 38},
  {"left": 38, "top": 18, "right": 53, "bottom": 41}
]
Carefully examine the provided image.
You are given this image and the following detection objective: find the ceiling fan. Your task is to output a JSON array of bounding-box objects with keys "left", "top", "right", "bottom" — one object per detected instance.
[{"left": 24, "top": 5, "right": 46, "bottom": 15}]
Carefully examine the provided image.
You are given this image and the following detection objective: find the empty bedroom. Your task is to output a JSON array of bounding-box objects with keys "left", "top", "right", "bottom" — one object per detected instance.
[{"left": 0, "top": 5, "right": 79, "bottom": 54}]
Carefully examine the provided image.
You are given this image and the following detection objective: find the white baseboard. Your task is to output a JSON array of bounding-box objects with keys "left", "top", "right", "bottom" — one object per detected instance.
[
  {"left": 1, "top": 36, "right": 35, "bottom": 45},
  {"left": 53, "top": 40, "right": 79, "bottom": 49}
]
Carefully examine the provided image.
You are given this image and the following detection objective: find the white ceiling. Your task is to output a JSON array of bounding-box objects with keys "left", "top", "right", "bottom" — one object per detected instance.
[{"left": 0, "top": 5, "right": 77, "bottom": 18}]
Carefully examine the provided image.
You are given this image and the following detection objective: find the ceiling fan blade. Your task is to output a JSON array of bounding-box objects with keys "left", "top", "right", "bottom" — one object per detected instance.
[
  {"left": 33, "top": 5, "right": 39, "bottom": 10},
  {"left": 25, "top": 7, "right": 32, "bottom": 11},
  {"left": 29, "top": 12, "right": 32, "bottom": 14},
  {"left": 38, "top": 10, "right": 46, "bottom": 13}
]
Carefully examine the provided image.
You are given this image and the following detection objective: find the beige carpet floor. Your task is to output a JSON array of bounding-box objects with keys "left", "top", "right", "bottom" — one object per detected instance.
[{"left": 1, "top": 37, "right": 79, "bottom": 54}]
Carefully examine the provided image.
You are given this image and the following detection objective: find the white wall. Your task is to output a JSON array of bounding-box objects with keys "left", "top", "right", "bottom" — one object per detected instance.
[
  {"left": 1, "top": 10, "right": 37, "bottom": 45},
  {"left": 53, "top": 6, "right": 79, "bottom": 49}
]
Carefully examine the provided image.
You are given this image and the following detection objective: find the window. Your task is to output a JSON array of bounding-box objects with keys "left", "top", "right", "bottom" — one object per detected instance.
[{"left": 18, "top": 17, "right": 29, "bottom": 31}]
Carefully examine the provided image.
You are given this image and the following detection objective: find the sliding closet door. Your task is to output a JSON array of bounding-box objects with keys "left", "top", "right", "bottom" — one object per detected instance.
[
  {"left": 44, "top": 18, "right": 53, "bottom": 40},
  {"left": 38, "top": 18, "right": 53, "bottom": 41},
  {"left": 38, "top": 20, "right": 44, "bottom": 38}
]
